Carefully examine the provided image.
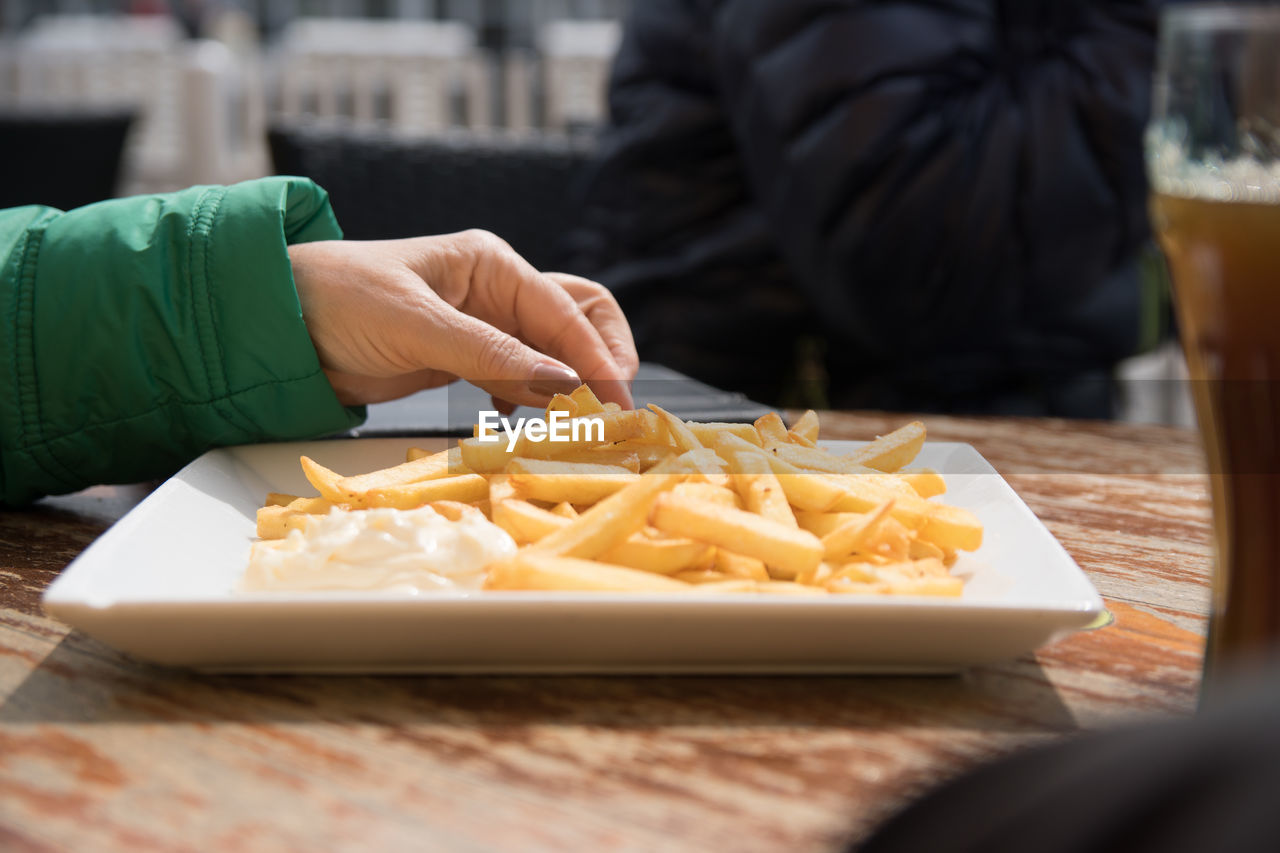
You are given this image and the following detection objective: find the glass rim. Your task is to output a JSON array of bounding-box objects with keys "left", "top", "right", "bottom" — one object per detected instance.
[{"left": 1162, "top": 4, "right": 1280, "bottom": 31}]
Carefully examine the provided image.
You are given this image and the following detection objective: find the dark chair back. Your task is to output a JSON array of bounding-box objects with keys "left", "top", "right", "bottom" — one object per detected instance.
[
  {"left": 268, "top": 122, "right": 596, "bottom": 271},
  {"left": 0, "top": 108, "right": 134, "bottom": 211}
]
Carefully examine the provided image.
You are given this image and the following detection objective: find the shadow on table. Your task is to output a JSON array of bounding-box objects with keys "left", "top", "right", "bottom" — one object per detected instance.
[{"left": 3, "top": 630, "right": 1077, "bottom": 734}]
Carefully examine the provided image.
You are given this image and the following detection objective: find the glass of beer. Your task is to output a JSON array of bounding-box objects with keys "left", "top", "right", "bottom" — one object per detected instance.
[{"left": 1147, "top": 5, "right": 1280, "bottom": 698}]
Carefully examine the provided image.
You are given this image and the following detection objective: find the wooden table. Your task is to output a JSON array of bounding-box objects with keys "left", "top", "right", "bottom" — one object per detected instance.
[{"left": 0, "top": 413, "right": 1212, "bottom": 852}]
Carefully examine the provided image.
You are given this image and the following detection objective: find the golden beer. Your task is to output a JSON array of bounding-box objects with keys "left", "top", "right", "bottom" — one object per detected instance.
[{"left": 1151, "top": 191, "right": 1280, "bottom": 677}]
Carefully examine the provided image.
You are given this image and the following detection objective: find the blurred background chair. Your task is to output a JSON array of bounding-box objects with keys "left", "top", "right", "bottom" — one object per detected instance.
[
  {"left": 0, "top": 106, "right": 133, "bottom": 209},
  {"left": 269, "top": 121, "right": 596, "bottom": 271},
  {"left": 0, "top": 11, "right": 267, "bottom": 192}
]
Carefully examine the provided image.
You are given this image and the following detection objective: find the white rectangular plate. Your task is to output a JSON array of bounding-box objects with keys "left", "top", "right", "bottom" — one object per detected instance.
[{"left": 42, "top": 439, "right": 1102, "bottom": 673}]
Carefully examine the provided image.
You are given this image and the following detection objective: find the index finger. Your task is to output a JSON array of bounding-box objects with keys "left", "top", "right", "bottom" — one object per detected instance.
[
  {"left": 466, "top": 243, "right": 633, "bottom": 399},
  {"left": 543, "top": 272, "right": 636, "bottom": 409},
  {"left": 545, "top": 273, "right": 638, "bottom": 377}
]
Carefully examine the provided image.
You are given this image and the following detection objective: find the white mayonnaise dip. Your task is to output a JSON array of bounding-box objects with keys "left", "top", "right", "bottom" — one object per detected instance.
[{"left": 242, "top": 506, "right": 516, "bottom": 593}]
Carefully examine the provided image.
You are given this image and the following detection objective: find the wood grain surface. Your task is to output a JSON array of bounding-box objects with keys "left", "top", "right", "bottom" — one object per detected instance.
[{"left": 0, "top": 414, "right": 1212, "bottom": 852}]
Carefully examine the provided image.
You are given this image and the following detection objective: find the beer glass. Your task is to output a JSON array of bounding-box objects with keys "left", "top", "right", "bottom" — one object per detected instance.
[{"left": 1146, "top": 5, "right": 1280, "bottom": 697}]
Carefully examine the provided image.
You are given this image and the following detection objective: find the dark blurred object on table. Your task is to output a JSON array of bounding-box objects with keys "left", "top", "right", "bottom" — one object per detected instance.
[
  {"left": 268, "top": 122, "right": 596, "bottom": 272},
  {"left": 856, "top": 654, "right": 1280, "bottom": 853},
  {"left": 0, "top": 108, "right": 134, "bottom": 210}
]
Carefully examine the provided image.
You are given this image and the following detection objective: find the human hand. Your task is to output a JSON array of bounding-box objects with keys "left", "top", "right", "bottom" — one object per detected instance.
[{"left": 287, "top": 231, "right": 638, "bottom": 409}]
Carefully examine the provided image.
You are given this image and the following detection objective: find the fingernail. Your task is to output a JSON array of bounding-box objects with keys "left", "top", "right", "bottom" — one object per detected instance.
[{"left": 528, "top": 362, "right": 581, "bottom": 397}]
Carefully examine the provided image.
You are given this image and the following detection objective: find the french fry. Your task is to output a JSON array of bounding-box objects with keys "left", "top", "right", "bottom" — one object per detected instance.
[
  {"left": 526, "top": 456, "right": 685, "bottom": 559},
  {"left": 428, "top": 500, "right": 476, "bottom": 522},
  {"left": 711, "top": 427, "right": 768, "bottom": 461},
  {"left": 899, "top": 468, "right": 947, "bottom": 499},
  {"left": 769, "top": 469, "right": 850, "bottom": 513},
  {"left": 825, "top": 561, "right": 879, "bottom": 583},
  {"left": 546, "top": 393, "right": 578, "bottom": 417},
  {"left": 919, "top": 504, "right": 984, "bottom": 552},
  {"left": 364, "top": 473, "right": 490, "bottom": 509},
  {"left": 606, "top": 440, "right": 678, "bottom": 470},
  {"left": 600, "top": 535, "right": 713, "bottom": 576},
  {"left": 489, "top": 473, "right": 517, "bottom": 505},
  {"left": 795, "top": 511, "right": 861, "bottom": 537},
  {"left": 673, "top": 569, "right": 736, "bottom": 584},
  {"left": 458, "top": 436, "right": 516, "bottom": 473},
  {"left": 256, "top": 496, "right": 333, "bottom": 539},
  {"left": 688, "top": 421, "right": 761, "bottom": 447},
  {"left": 484, "top": 551, "right": 690, "bottom": 592},
  {"left": 712, "top": 548, "right": 770, "bottom": 581},
  {"left": 650, "top": 493, "right": 823, "bottom": 579},
  {"left": 550, "top": 502, "right": 579, "bottom": 519},
  {"left": 492, "top": 497, "right": 562, "bottom": 544},
  {"left": 569, "top": 384, "right": 606, "bottom": 416},
  {"left": 764, "top": 454, "right": 928, "bottom": 527},
  {"left": 299, "top": 456, "right": 349, "bottom": 504},
  {"left": 767, "top": 457, "right": 978, "bottom": 556},
  {"left": 649, "top": 404, "right": 704, "bottom": 452},
  {"left": 818, "top": 501, "right": 897, "bottom": 560},
  {"left": 615, "top": 409, "right": 666, "bottom": 443},
  {"left": 794, "top": 561, "right": 837, "bottom": 586},
  {"left": 909, "top": 537, "right": 946, "bottom": 561},
  {"left": 544, "top": 447, "right": 642, "bottom": 472},
  {"left": 827, "top": 556, "right": 963, "bottom": 597},
  {"left": 672, "top": 481, "right": 740, "bottom": 508},
  {"left": 679, "top": 448, "right": 728, "bottom": 467},
  {"left": 506, "top": 458, "right": 639, "bottom": 504},
  {"left": 766, "top": 442, "right": 881, "bottom": 476},
  {"left": 753, "top": 412, "right": 789, "bottom": 444},
  {"left": 765, "top": 445, "right": 928, "bottom": 505},
  {"left": 789, "top": 410, "right": 820, "bottom": 443},
  {"left": 786, "top": 429, "right": 817, "bottom": 448},
  {"left": 874, "top": 557, "right": 949, "bottom": 581},
  {"left": 493, "top": 498, "right": 709, "bottom": 573},
  {"left": 337, "top": 446, "right": 468, "bottom": 503},
  {"left": 729, "top": 451, "right": 797, "bottom": 528},
  {"left": 848, "top": 421, "right": 926, "bottom": 472},
  {"left": 514, "top": 409, "right": 661, "bottom": 456}
]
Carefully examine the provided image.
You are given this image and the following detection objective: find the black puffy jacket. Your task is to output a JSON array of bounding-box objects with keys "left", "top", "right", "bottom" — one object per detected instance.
[{"left": 563, "top": 0, "right": 1159, "bottom": 416}]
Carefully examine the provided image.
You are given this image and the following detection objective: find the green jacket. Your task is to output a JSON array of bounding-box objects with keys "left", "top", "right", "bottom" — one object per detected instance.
[{"left": 0, "top": 176, "right": 365, "bottom": 507}]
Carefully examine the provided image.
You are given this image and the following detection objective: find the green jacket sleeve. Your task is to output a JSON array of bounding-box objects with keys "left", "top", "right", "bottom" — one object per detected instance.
[{"left": 0, "top": 176, "right": 365, "bottom": 506}]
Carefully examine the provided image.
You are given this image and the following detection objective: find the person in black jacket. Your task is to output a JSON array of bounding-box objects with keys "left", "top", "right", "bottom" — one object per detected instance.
[{"left": 564, "top": 0, "right": 1159, "bottom": 417}]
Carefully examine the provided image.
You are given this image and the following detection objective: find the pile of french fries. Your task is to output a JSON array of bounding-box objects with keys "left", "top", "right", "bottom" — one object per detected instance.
[{"left": 255, "top": 386, "right": 982, "bottom": 596}]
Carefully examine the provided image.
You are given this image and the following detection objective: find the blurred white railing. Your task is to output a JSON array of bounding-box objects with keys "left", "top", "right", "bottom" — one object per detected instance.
[
  {"left": 537, "top": 19, "right": 618, "bottom": 130},
  {"left": 0, "top": 13, "right": 621, "bottom": 193},
  {"left": 269, "top": 18, "right": 489, "bottom": 133}
]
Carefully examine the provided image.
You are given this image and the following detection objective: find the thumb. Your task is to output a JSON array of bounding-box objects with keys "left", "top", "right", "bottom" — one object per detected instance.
[{"left": 429, "top": 307, "right": 584, "bottom": 408}]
